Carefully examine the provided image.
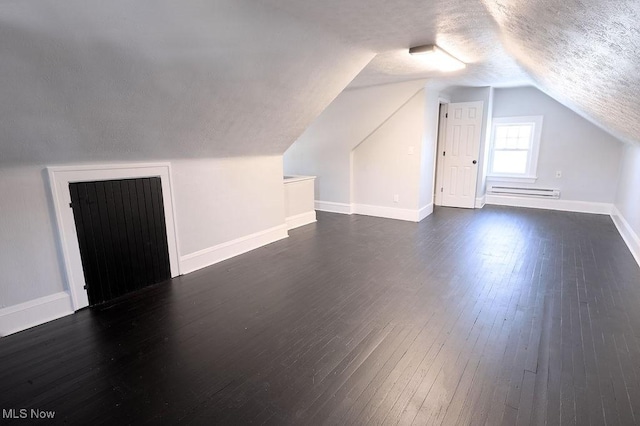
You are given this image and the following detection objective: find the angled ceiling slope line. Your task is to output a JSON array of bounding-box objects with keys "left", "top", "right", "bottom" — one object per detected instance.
[
  {"left": 268, "top": 0, "right": 639, "bottom": 146},
  {"left": 0, "top": 0, "right": 374, "bottom": 166},
  {"left": 481, "top": 0, "right": 640, "bottom": 146}
]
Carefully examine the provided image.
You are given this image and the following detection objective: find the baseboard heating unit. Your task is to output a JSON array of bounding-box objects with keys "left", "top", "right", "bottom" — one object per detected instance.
[{"left": 488, "top": 185, "right": 560, "bottom": 199}]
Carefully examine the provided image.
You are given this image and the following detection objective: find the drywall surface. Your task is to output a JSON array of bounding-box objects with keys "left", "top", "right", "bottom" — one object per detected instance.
[
  {"left": 171, "top": 156, "right": 285, "bottom": 256},
  {"left": 481, "top": 88, "right": 495, "bottom": 200},
  {"left": 284, "top": 150, "right": 351, "bottom": 205},
  {"left": 353, "top": 91, "right": 425, "bottom": 209},
  {"left": 0, "top": 166, "right": 67, "bottom": 308},
  {"left": 263, "top": 0, "right": 531, "bottom": 89},
  {"left": 491, "top": 87, "right": 622, "bottom": 202},
  {"left": 267, "top": 0, "right": 639, "bottom": 147},
  {"left": 418, "top": 89, "right": 442, "bottom": 209},
  {"left": 0, "top": 0, "right": 371, "bottom": 166},
  {"left": 615, "top": 144, "right": 640, "bottom": 237},
  {"left": 284, "top": 178, "right": 316, "bottom": 218},
  {"left": 0, "top": 156, "right": 286, "bottom": 309},
  {"left": 446, "top": 86, "right": 492, "bottom": 198},
  {"left": 284, "top": 80, "right": 426, "bottom": 204},
  {"left": 482, "top": 0, "right": 640, "bottom": 146},
  {"left": 3, "top": 0, "right": 635, "bottom": 167}
]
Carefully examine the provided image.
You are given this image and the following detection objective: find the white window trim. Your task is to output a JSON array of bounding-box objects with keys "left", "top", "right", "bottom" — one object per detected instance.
[
  {"left": 487, "top": 176, "right": 538, "bottom": 184},
  {"left": 487, "top": 115, "right": 543, "bottom": 182}
]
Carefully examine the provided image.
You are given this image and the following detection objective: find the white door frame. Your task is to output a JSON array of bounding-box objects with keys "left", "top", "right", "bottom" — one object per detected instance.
[
  {"left": 434, "top": 100, "right": 449, "bottom": 206},
  {"left": 47, "top": 162, "right": 181, "bottom": 310},
  {"left": 440, "top": 101, "right": 484, "bottom": 209}
]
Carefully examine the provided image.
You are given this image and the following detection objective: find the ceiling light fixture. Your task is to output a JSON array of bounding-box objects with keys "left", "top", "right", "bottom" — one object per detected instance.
[{"left": 409, "top": 44, "right": 466, "bottom": 72}]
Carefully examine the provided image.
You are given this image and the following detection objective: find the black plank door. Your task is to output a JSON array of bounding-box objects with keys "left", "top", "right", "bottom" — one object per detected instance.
[{"left": 69, "top": 178, "right": 171, "bottom": 306}]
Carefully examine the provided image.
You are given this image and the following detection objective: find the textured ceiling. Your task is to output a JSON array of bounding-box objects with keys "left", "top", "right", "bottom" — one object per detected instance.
[
  {"left": 480, "top": 0, "right": 640, "bottom": 144},
  {"left": 0, "top": 0, "right": 372, "bottom": 165},
  {"left": 266, "top": 0, "right": 640, "bottom": 144},
  {"left": 1, "top": 0, "right": 638, "bottom": 166},
  {"left": 263, "top": 0, "right": 532, "bottom": 89}
]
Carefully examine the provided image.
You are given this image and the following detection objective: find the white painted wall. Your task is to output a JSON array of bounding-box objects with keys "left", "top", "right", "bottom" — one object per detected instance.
[
  {"left": 615, "top": 144, "right": 640, "bottom": 234},
  {"left": 283, "top": 177, "right": 316, "bottom": 218},
  {"left": 419, "top": 88, "right": 442, "bottom": 210},
  {"left": 0, "top": 166, "right": 67, "bottom": 308},
  {"left": 492, "top": 87, "right": 622, "bottom": 202},
  {"left": 481, "top": 89, "right": 495, "bottom": 202},
  {"left": 614, "top": 144, "right": 640, "bottom": 262},
  {"left": 284, "top": 80, "right": 426, "bottom": 204},
  {"left": 353, "top": 90, "right": 425, "bottom": 211},
  {"left": 171, "top": 157, "right": 286, "bottom": 256},
  {"left": 0, "top": 156, "right": 286, "bottom": 310}
]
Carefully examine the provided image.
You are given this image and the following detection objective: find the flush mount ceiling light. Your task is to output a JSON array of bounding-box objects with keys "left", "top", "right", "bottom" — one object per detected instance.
[{"left": 409, "top": 44, "right": 466, "bottom": 72}]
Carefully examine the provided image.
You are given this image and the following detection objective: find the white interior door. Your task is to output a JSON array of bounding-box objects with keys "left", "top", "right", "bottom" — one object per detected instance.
[{"left": 441, "top": 101, "right": 483, "bottom": 208}]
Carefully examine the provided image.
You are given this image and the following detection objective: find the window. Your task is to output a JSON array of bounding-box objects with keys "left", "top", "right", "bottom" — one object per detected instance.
[{"left": 488, "top": 116, "right": 543, "bottom": 182}]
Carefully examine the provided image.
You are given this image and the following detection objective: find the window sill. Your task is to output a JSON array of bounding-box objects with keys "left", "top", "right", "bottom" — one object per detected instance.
[{"left": 487, "top": 176, "right": 538, "bottom": 184}]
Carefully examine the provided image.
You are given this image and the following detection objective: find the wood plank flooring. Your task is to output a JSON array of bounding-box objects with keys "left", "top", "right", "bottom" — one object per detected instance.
[{"left": 1, "top": 206, "right": 640, "bottom": 425}]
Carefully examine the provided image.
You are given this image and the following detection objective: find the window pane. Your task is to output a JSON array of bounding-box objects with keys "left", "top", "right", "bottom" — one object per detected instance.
[
  {"left": 517, "top": 125, "right": 532, "bottom": 147},
  {"left": 506, "top": 126, "right": 520, "bottom": 138},
  {"left": 495, "top": 126, "right": 509, "bottom": 140},
  {"left": 494, "top": 136, "right": 508, "bottom": 149},
  {"left": 494, "top": 124, "right": 534, "bottom": 150},
  {"left": 492, "top": 150, "right": 528, "bottom": 174}
]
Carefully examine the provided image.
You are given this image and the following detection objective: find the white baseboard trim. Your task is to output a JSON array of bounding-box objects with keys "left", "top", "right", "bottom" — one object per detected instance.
[
  {"left": 353, "top": 203, "right": 421, "bottom": 222},
  {"left": 485, "top": 195, "right": 613, "bottom": 215},
  {"left": 315, "top": 200, "right": 353, "bottom": 215},
  {"left": 611, "top": 206, "right": 640, "bottom": 268},
  {"left": 180, "top": 224, "right": 289, "bottom": 274},
  {"left": 0, "top": 292, "right": 74, "bottom": 337},
  {"left": 475, "top": 196, "right": 486, "bottom": 209},
  {"left": 418, "top": 203, "right": 434, "bottom": 221},
  {"left": 286, "top": 211, "right": 317, "bottom": 230}
]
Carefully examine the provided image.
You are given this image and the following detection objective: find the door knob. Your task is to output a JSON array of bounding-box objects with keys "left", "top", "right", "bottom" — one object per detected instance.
[{"left": 472, "top": 160, "right": 477, "bottom": 164}]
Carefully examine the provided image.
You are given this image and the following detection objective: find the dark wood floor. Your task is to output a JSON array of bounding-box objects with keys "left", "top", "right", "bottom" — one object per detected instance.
[{"left": 2, "top": 206, "right": 640, "bottom": 425}]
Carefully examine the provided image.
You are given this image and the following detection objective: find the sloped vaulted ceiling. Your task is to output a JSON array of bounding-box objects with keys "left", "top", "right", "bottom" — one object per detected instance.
[
  {"left": 267, "top": 0, "right": 640, "bottom": 144},
  {"left": 0, "top": 0, "right": 373, "bottom": 165},
  {"left": 481, "top": 0, "right": 640, "bottom": 145},
  {"left": 1, "top": 0, "right": 638, "bottom": 166}
]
